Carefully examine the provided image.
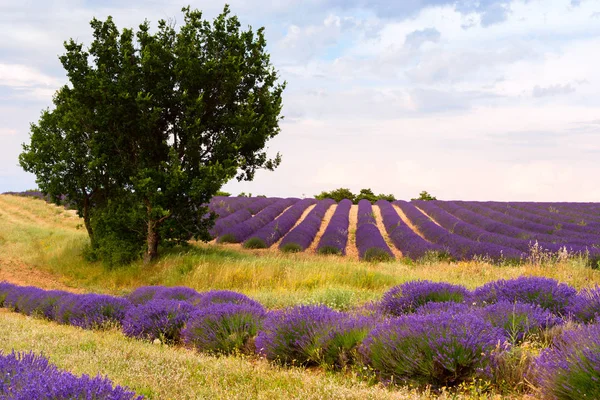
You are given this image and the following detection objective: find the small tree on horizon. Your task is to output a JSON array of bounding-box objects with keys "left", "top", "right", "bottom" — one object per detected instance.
[
  {"left": 411, "top": 191, "right": 437, "bottom": 201},
  {"left": 20, "top": 5, "right": 286, "bottom": 265}
]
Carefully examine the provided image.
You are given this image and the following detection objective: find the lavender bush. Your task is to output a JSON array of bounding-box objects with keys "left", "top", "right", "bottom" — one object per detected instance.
[
  {"left": 256, "top": 305, "right": 371, "bottom": 368},
  {"left": 122, "top": 299, "right": 196, "bottom": 343},
  {"left": 473, "top": 276, "right": 577, "bottom": 315},
  {"left": 55, "top": 293, "right": 132, "bottom": 329},
  {"left": 532, "top": 323, "right": 600, "bottom": 399},
  {"left": 566, "top": 285, "right": 600, "bottom": 323},
  {"left": 380, "top": 280, "right": 471, "bottom": 316},
  {"left": 125, "top": 286, "right": 201, "bottom": 305},
  {"left": 182, "top": 303, "right": 266, "bottom": 355},
  {"left": 279, "top": 199, "right": 335, "bottom": 252},
  {"left": 362, "top": 312, "right": 506, "bottom": 387},
  {"left": 0, "top": 350, "right": 142, "bottom": 399},
  {"left": 477, "top": 301, "right": 561, "bottom": 344},
  {"left": 317, "top": 199, "right": 352, "bottom": 255},
  {"left": 193, "top": 290, "right": 264, "bottom": 309}
]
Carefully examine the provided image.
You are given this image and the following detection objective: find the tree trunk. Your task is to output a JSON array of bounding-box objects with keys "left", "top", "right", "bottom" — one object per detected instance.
[
  {"left": 144, "top": 219, "right": 160, "bottom": 264},
  {"left": 82, "top": 194, "right": 94, "bottom": 242}
]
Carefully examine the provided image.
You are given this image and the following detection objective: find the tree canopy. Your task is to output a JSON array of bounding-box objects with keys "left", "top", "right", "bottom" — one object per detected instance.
[
  {"left": 20, "top": 5, "right": 286, "bottom": 265},
  {"left": 411, "top": 191, "right": 437, "bottom": 201},
  {"left": 314, "top": 188, "right": 395, "bottom": 204}
]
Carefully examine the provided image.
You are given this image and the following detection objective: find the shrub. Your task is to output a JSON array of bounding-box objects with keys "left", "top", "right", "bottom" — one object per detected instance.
[
  {"left": 182, "top": 303, "right": 266, "bottom": 355},
  {"left": 363, "top": 247, "right": 393, "bottom": 262},
  {"left": 381, "top": 280, "right": 471, "bottom": 316},
  {"left": 243, "top": 237, "right": 267, "bottom": 249},
  {"left": 317, "top": 245, "right": 342, "bottom": 255},
  {"left": 125, "top": 286, "right": 201, "bottom": 305},
  {"left": 565, "top": 285, "right": 600, "bottom": 323},
  {"left": 414, "top": 301, "right": 472, "bottom": 315},
  {"left": 477, "top": 301, "right": 561, "bottom": 344},
  {"left": 13, "top": 288, "right": 69, "bottom": 320},
  {"left": 0, "top": 281, "right": 16, "bottom": 306},
  {"left": 255, "top": 305, "right": 371, "bottom": 368},
  {"left": 472, "top": 276, "right": 577, "bottom": 315},
  {"left": 122, "top": 299, "right": 196, "bottom": 343},
  {"left": 532, "top": 322, "right": 600, "bottom": 399},
  {"left": 279, "top": 242, "right": 302, "bottom": 253},
  {"left": 361, "top": 311, "right": 506, "bottom": 387},
  {"left": 193, "top": 290, "right": 264, "bottom": 310},
  {"left": 0, "top": 351, "right": 142, "bottom": 399},
  {"left": 55, "top": 294, "right": 132, "bottom": 329},
  {"left": 217, "top": 233, "right": 237, "bottom": 243}
]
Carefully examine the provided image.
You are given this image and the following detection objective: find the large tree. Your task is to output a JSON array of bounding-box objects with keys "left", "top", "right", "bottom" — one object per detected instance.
[{"left": 20, "top": 5, "right": 285, "bottom": 264}]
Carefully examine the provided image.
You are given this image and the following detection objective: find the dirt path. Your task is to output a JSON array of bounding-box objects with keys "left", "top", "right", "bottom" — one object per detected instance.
[
  {"left": 413, "top": 205, "right": 443, "bottom": 228},
  {"left": 270, "top": 203, "right": 317, "bottom": 252},
  {"left": 393, "top": 204, "right": 429, "bottom": 241},
  {"left": 344, "top": 205, "right": 359, "bottom": 259},
  {"left": 373, "top": 205, "right": 403, "bottom": 259},
  {"left": 307, "top": 204, "right": 337, "bottom": 253},
  {"left": 0, "top": 258, "right": 82, "bottom": 293}
]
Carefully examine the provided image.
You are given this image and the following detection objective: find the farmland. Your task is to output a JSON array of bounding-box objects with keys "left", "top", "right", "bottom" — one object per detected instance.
[{"left": 2, "top": 193, "right": 600, "bottom": 399}]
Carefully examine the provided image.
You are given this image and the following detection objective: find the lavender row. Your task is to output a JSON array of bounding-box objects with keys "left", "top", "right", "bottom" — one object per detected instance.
[
  {"left": 217, "top": 198, "right": 298, "bottom": 243},
  {"left": 209, "top": 197, "right": 275, "bottom": 237},
  {"left": 0, "top": 351, "right": 142, "bottom": 399},
  {"left": 517, "top": 202, "right": 600, "bottom": 225},
  {"left": 316, "top": 199, "right": 352, "bottom": 255},
  {"left": 414, "top": 200, "right": 594, "bottom": 256},
  {"left": 2, "top": 278, "right": 600, "bottom": 395},
  {"left": 483, "top": 202, "right": 600, "bottom": 236},
  {"left": 456, "top": 201, "right": 600, "bottom": 243},
  {"left": 278, "top": 199, "right": 335, "bottom": 252},
  {"left": 208, "top": 196, "right": 254, "bottom": 219},
  {"left": 395, "top": 201, "right": 524, "bottom": 261},
  {"left": 434, "top": 201, "right": 594, "bottom": 247},
  {"left": 376, "top": 200, "right": 444, "bottom": 260},
  {"left": 355, "top": 200, "right": 394, "bottom": 261},
  {"left": 510, "top": 202, "right": 600, "bottom": 228},
  {"left": 243, "top": 198, "right": 317, "bottom": 248}
]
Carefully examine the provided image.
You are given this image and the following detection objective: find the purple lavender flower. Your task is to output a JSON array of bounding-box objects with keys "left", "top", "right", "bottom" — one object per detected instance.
[
  {"left": 316, "top": 199, "right": 352, "bottom": 255},
  {"left": 532, "top": 322, "right": 600, "bottom": 399},
  {"left": 279, "top": 199, "right": 335, "bottom": 252},
  {"left": 255, "top": 305, "right": 372, "bottom": 368},
  {"left": 477, "top": 301, "right": 561, "bottom": 344},
  {"left": 361, "top": 311, "right": 506, "bottom": 387},
  {"left": 566, "top": 285, "right": 600, "bottom": 323},
  {"left": 182, "top": 303, "right": 266, "bottom": 355},
  {"left": 355, "top": 200, "right": 394, "bottom": 261},
  {"left": 414, "top": 301, "right": 473, "bottom": 315},
  {"left": 125, "top": 286, "right": 201, "bottom": 305},
  {"left": 380, "top": 280, "right": 471, "bottom": 316},
  {"left": 122, "top": 299, "right": 196, "bottom": 343},
  {"left": 55, "top": 293, "right": 132, "bottom": 329},
  {"left": 193, "top": 290, "right": 264, "bottom": 310},
  {"left": 0, "top": 281, "right": 16, "bottom": 307},
  {"left": 0, "top": 350, "right": 142, "bottom": 399},
  {"left": 473, "top": 276, "right": 577, "bottom": 315}
]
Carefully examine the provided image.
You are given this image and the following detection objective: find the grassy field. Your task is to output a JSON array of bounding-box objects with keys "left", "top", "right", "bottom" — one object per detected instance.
[{"left": 1, "top": 193, "right": 599, "bottom": 398}]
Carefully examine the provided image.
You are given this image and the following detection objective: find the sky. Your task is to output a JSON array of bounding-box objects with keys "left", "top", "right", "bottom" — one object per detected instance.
[{"left": 1, "top": 0, "right": 600, "bottom": 201}]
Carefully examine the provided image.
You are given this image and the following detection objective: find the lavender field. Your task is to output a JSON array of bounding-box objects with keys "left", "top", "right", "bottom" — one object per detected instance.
[{"left": 208, "top": 196, "right": 600, "bottom": 264}]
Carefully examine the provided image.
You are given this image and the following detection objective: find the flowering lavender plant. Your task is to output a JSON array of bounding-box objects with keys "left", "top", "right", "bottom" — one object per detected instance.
[
  {"left": 122, "top": 299, "right": 196, "bottom": 343},
  {"left": 477, "top": 301, "right": 561, "bottom": 344},
  {"left": 361, "top": 311, "right": 506, "bottom": 387},
  {"left": 125, "top": 286, "right": 201, "bottom": 305},
  {"left": 317, "top": 199, "right": 351, "bottom": 255},
  {"left": 473, "top": 276, "right": 577, "bottom": 315},
  {"left": 182, "top": 303, "right": 266, "bottom": 355},
  {"left": 0, "top": 350, "right": 142, "bottom": 399},
  {"left": 255, "top": 305, "right": 371, "bottom": 368},
  {"left": 532, "top": 322, "right": 600, "bottom": 399},
  {"left": 380, "top": 280, "right": 471, "bottom": 316},
  {"left": 565, "top": 285, "right": 600, "bottom": 323},
  {"left": 55, "top": 293, "right": 132, "bottom": 329},
  {"left": 193, "top": 290, "right": 264, "bottom": 310}
]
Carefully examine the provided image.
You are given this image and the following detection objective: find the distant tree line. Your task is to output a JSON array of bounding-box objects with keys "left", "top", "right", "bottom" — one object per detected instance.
[{"left": 314, "top": 188, "right": 395, "bottom": 204}]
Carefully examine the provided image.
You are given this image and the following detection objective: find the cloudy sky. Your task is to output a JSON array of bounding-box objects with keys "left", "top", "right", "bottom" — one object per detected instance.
[{"left": 1, "top": 0, "right": 599, "bottom": 201}]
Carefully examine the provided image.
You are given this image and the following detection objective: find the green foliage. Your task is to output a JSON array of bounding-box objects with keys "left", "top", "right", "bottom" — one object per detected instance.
[
  {"left": 411, "top": 191, "right": 437, "bottom": 201},
  {"left": 315, "top": 188, "right": 356, "bottom": 203},
  {"left": 215, "top": 191, "right": 231, "bottom": 197},
  {"left": 315, "top": 188, "right": 395, "bottom": 204},
  {"left": 19, "top": 5, "right": 285, "bottom": 265},
  {"left": 363, "top": 248, "right": 393, "bottom": 262},
  {"left": 243, "top": 237, "right": 267, "bottom": 249},
  {"left": 280, "top": 243, "right": 303, "bottom": 253},
  {"left": 317, "top": 246, "right": 343, "bottom": 255},
  {"left": 217, "top": 234, "right": 238, "bottom": 244}
]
